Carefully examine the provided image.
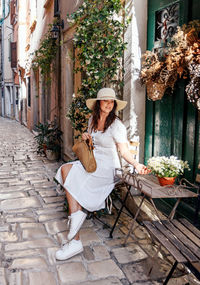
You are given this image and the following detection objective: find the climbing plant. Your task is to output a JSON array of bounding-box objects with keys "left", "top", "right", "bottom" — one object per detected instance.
[
  {"left": 67, "top": 0, "right": 129, "bottom": 135},
  {"left": 32, "top": 22, "right": 60, "bottom": 79}
]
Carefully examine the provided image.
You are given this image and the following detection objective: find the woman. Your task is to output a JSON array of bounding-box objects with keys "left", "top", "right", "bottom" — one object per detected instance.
[{"left": 55, "top": 88, "right": 149, "bottom": 260}]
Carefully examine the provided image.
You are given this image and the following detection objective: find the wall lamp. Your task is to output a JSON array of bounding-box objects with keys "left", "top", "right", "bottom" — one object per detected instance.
[{"left": 51, "top": 19, "right": 64, "bottom": 39}]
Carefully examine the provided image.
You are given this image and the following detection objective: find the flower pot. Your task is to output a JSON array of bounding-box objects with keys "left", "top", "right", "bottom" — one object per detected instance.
[
  {"left": 42, "top": 144, "right": 47, "bottom": 155},
  {"left": 157, "top": 176, "right": 176, "bottom": 186},
  {"left": 46, "top": 149, "right": 59, "bottom": 161}
]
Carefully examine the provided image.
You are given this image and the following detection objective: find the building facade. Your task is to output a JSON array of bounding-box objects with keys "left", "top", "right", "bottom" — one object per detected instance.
[{"left": 0, "top": 0, "right": 17, "bottom": 119}]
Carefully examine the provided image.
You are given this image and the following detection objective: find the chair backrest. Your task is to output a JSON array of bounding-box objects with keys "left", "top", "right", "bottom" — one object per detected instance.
[
  {"left": 129, "top": 140, "right": 140, "bottom": 161},
  {"left": 119, "top": 139, "right": 140, "bottom": 170}
]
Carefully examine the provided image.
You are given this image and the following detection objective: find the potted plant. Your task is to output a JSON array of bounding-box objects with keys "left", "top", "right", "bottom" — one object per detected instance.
[
  {"left": 140, "top": 20, "right": 200, "bottom": 111},
  {"left": 147, "top": 156, "right": 190, "bottom": 186},
  {"left": 34, "top": 122, "right": 50, "bottom": 155},
  {"left": 34, "top": 120, "right": 62, "bottom": 160}
]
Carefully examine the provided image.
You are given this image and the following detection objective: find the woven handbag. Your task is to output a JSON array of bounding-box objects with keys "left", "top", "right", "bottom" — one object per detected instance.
[{"left": 72, "top": 138, "right": 97, "bottom": 173}]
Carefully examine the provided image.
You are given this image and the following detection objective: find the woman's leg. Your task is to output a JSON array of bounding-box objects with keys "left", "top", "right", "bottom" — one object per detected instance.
[
  {"left": 61, "top": 164, "right": 82, "bottom": 240},
  {"left": 56, "top": 163, "right": 86, "bottom": 260}
]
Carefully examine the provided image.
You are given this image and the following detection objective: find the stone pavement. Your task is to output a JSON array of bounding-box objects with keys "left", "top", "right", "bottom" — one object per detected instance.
[{"left": 0, "top": 117, "right": 199, "bottom": 285}]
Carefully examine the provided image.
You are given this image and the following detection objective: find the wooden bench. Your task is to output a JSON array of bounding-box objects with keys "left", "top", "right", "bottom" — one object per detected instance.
[
  {"left": 194, "top": 173, "right": 200, "bottom": 226},
  {"left": 143, "top": 218, "right": 200, "bottom": 284}
]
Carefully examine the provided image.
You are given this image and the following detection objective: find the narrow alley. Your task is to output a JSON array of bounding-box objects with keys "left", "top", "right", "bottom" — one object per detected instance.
[{"left": 0, "top": 117, "right": 198, "bottom": 285}]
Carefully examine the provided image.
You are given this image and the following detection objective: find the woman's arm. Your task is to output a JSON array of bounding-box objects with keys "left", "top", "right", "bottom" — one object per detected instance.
[{"left": 117, "top": 142, "right": 150, "bottom": 175}]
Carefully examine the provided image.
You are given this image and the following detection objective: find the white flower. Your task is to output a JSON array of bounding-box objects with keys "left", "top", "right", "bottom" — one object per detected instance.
[
  {"left": 85, "top": 60, "right": 91, "bottom": 65},
  {"left": 147, "top": 156, "right": 190, "bottom": 177},
  {"left": 67, "top": 18, "right": 75, "bottom": 24}
]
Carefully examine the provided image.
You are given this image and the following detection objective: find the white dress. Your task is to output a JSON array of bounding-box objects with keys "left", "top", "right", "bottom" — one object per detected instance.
[{"left": 55, "top": 118, "right": 128, "bottom": 212}]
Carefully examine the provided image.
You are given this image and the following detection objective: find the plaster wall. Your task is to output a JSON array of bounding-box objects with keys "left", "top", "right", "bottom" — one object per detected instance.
[
  {"left": 59, "top": 0, "right": 83, "bottom": 160},
  {"left": 18, "top": 0, "right": 27, "bottom": 71},
  {"left": 123, "top": 0, "right": 147, "bottom": 163},
  {"left": 60, "top": 40, "right": 74, "bottom": 160},
  {"left": 2, "top": 8, "right": 15, "bottom": 119},
  {"left": 24, "top": 0, "right": 55, "bottom": 129},
  {"left": 27, "top": 0, "right": 54, "bottom": 67},
  {"left": 3, "top": 17, "right": 13, "bottom": 84},
  {"left": 60, "top": 0, "right": 83, "bottom": 30}
]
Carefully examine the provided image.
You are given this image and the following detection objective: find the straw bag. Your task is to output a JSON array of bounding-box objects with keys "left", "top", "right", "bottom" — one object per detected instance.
[{"left": 72, "top": 138, "right": 97, "bottom": 173}]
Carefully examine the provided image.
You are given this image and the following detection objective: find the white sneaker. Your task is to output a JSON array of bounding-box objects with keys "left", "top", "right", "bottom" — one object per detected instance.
[
  {"left": 67, "top": 210, "right": 87, "bottom": 241},
  {"left": 55, "top": 239, "right": 83, "bottom": 260}
]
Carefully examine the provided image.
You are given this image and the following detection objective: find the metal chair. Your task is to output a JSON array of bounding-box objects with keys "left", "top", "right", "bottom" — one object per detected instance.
[{"left": 109, "top": 140, "right": 141, "bottom": 238}]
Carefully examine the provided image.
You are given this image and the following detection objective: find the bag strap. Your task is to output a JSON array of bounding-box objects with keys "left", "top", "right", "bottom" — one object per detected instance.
[{"left": 86, "top": 137, "right": 94, "bottom": 151}]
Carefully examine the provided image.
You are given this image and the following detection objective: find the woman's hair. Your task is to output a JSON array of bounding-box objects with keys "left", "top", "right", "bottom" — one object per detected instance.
[{"left": 90, "top": 100, "right": 117, "bottom": 132}]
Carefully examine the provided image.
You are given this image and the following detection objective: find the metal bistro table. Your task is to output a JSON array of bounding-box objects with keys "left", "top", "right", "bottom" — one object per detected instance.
[{"left": 115, "top": 171, "right": 199, "bottom": 245}]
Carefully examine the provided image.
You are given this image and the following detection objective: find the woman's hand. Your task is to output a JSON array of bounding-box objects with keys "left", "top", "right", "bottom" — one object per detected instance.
[
  {"left": 82, "top": 132, "right": 92, "bottom": 141},
  {"left": 134, "top": 163, "right": 151, "bottom": 175}
]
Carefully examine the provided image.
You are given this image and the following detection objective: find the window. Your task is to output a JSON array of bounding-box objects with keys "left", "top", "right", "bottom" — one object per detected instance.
[
  {"left": 155, "top": 2, "right": 179, "bottom": 41},
  {"left": 27, "top": 77, "right": 31, "bottom": 107}
]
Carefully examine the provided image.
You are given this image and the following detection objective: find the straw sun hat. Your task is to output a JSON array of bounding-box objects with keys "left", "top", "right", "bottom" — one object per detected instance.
[{"left": 86, "top": 88, "right": 127, "bottom": 111}]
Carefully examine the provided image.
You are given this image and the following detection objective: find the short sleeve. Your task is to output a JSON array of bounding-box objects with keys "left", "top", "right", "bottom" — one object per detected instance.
[{"left": 112, "top": 119, "right": 128, "bottom": 143}]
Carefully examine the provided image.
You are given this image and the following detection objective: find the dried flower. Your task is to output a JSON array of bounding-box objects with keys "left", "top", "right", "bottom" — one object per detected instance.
[{"left": 140, "top": 20, "right": 200, "bottom": 108}]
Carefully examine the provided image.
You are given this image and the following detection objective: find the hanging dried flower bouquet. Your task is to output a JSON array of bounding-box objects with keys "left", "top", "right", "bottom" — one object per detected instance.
[{"left": 140, "top": 20, "right": 200, "bottom": 110}]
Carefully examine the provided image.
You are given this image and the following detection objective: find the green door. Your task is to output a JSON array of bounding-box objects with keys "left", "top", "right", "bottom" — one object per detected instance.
[{"left": 145, "top": 0, "right": 200, "bottom": 221}]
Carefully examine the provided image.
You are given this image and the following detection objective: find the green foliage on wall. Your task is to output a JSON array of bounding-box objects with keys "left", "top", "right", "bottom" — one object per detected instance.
[
  {"left": 67, "top": 0, "right": 129, "bottom": 135},
  {"left": 32, "top": 23, "right": 60, "bottom": 78}
]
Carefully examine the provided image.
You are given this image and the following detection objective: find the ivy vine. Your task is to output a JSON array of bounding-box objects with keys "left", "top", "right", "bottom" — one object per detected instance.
[
  {"left": 67, "top": 0, "right": 129, "bottom": 135},
  {"left": 32, "top": 22, "right": 60, "bottom": 78}
]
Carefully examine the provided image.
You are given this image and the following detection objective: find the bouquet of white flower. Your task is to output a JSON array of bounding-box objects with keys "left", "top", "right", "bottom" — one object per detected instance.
[{"left": 147, "top": 156, "right": 190, "bottom": 178}]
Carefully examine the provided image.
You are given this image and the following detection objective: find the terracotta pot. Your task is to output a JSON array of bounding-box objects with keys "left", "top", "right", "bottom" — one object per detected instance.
[
  {"left": 46, "top": 149, "right": 59, "bottom": 161},
  {"left": 157, "top": 176, "right": 176, "bottom": 186},
  {"left": 42, "top": 144, "right": 47, "bottom": 154}
]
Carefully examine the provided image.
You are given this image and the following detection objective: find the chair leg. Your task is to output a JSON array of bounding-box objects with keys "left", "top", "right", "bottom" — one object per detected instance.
[
  {"left": 109, "top": 186, "right": 130, "bottom": 238},
  {"left": 163, "top": 261, "right": 178, "bottom": 285},
  {"left": 87, "top": 212, "right": 110, "bottom": 228},
  {"left": 123, "top": 195, "right": 145, "bottom": 244}
]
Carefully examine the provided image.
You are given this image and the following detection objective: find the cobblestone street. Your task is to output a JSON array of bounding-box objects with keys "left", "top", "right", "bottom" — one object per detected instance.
[{"left": 0, "top": 117, "right": 198, "bottom": 285}]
